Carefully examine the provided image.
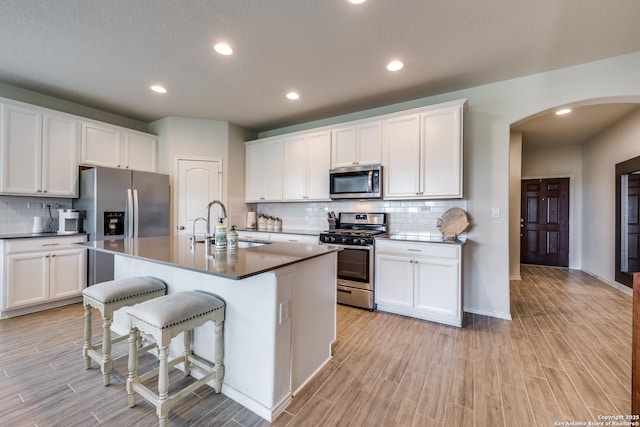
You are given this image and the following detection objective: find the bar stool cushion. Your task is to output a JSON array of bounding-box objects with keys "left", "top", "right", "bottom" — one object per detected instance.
[
  {"left": 82, "top": 277, "right": 167, "bottom": 305},
  {"left": 127, "top": 290, "right": 225, "bottom": 331}
]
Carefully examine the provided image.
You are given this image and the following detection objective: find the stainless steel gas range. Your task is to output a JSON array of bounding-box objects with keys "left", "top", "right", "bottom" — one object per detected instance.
[{"left": 319, "top": 212, "right": 387, "bottom": 310}]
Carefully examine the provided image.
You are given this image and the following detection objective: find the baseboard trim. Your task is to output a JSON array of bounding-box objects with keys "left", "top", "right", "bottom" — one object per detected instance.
[
  {"left": 581, "top": 268, "right": 632, "bottom": 296},
  {"left": 464, "top": 307, "right": 512, "bottom": 321}
]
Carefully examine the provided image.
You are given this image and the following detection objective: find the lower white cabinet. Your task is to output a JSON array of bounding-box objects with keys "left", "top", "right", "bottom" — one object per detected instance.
[
  {"left": 238, "top": 230, "right": 318, "bottom": 245},
  {"left": 1, "top": 235, "right": 87, "bottom": 316},
  {"left": 375, "top": 239, "right": 462, "bottom": 327}
]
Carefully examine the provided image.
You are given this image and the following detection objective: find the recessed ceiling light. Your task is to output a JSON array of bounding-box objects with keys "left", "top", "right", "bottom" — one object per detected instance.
[
  {"left": 555, "top": 108, "right": 572, "bottom": 115},
  {"left": 286, "top": 92, "right": 300, "bottom": 100},
  {"left": 387, "top": 60, "right": 404, "bottom": 72},
  {"left": 348, "top": 0, "right": 367, "bottom": 4},
  {"left": 150, "top": 85, "right": 167, "bottom": 94},
  {"left": 214, "top": 43, "right": 233, "bottom": 56}
]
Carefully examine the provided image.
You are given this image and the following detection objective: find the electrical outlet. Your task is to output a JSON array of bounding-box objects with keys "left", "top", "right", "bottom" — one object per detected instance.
[
  {"left": 27, "top": 202, "right": 45, "bottom": 209},
  {"left": 420, "top": 206, "right": 431, "bottom": 212}
]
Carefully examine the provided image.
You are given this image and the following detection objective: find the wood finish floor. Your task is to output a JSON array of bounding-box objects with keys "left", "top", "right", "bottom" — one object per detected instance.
[{"left": 0, "top": 265, "right": 633, "bottom": 426}]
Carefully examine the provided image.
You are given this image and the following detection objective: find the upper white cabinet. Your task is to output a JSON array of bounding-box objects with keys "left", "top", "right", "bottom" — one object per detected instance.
[
  {"left": 0, "top": 102, "right": 78, "bottom": 197},
  {"left": 245, "top": 99, "right": 465, "bottom": 203},
  {"left": 383, "top": 100, "right": 465, "bottom": 199},
  {"left": 283, "top": 130, "right": 331, "bottom": 201},
  {"left": 331, "top": 120, "right": 381, "bottom": 168},
  {"left": 246, "top": 138, "right": 283, "bottom": 202},
  {"left": 81, "top": 122, "right": 157, "bottom": 172}
]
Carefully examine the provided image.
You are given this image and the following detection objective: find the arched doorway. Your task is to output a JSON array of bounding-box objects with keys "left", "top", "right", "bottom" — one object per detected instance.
[{"left": 509, "top": 99, "right": 640, "bottom": 281}]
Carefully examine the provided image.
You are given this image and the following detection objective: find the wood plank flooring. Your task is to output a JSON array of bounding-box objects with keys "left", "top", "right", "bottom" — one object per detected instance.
[{"left": 0, "top": 264, "right": 633, "bottom": 426}]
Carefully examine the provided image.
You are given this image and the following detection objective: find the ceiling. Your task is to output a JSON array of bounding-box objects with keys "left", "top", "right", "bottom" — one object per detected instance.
[
  {"left": 512, "top": 103, "right": 640, "bottom": 149},
  {"left": 1, "top": 0, "right": 640, "bottom": 133}
]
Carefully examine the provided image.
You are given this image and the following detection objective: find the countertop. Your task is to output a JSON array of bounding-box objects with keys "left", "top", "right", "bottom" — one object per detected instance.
[
  {"left": 0, "top": 232, "right": 86, "bottom": 239},
  {"left": 237, "top": 228, "right": 324, "bottom": 236},
  {"left": 77, "top": 235, "right": 341, "bottom": 280},
  {"left": 378, "top": 233, "right": 467, "bottom": 245}
]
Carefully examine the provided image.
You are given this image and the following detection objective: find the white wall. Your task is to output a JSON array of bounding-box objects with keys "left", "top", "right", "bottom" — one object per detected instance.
[
  {"left": 521, "top": 143, "right": 583, "bottom": 270},
  {"left": 149, "top": 117, "right": 230, "bottom": 234},
  {"left": 509, "top": 132, "right": 522, "bottom": 280},
  {"left": 582, "top": 108, "right": 640, "bottom": 287},
  {"left": 263, "top": 52, "right": 640, "bottom": 321}
]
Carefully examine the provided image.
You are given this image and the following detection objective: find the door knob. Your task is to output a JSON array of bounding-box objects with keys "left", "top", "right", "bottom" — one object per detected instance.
[{"left": 178, "top": 226, "right": 185, "bottom": 230}]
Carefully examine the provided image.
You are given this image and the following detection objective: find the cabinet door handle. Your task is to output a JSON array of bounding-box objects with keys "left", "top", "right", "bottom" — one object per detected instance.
[
  {"left": 337, "top": 289, "right": 352, "bottom": 294},
  {"left": 50, "top": 254, "right": 56, "bottom": 258},
  {"left": 42, "top": 243, "right": 60, "bottom": 247},
  {"left": 407, "top": 249, "right": 422, "bottom": 252}
]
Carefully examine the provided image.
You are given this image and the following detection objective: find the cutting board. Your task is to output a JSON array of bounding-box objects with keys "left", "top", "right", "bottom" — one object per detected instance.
[{"left": 436, "top": 208, "right": 469, "bottom": 239}]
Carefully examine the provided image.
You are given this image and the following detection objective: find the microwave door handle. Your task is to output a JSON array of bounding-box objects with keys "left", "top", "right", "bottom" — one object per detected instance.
[{"left": 368, "top": 171, "right": 373, "bottom": 192}]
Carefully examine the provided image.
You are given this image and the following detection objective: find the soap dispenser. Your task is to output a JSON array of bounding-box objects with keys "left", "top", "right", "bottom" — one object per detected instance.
[
  {"left": 214, "top": 218, "right": 227, "bottom": 250},
  {"left": 227, "top": 225, "right": 239, "bottom": 250}
]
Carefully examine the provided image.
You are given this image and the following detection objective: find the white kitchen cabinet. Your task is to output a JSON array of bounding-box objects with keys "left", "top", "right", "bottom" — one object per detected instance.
[
  {"left": 81, "top": 122, "right": 157, "bottom": 172},
  {"left": 0, "top": 102, "right": 78, "bottom": 197},
  {"left": 1, "top": 235, "right": 87, "bottom": 317},
  {"left": 331, "top": 120, "right": 381, "bottom": 168},
  {"left": 282, "top": 130, "right": 331, "bottom": 201},
  {"left": 268, "top": 233, "right": 318, "bottom": 245},
  {"left": 245, "top": 138, "right": 283, "bottom": 202},
  {"left": 383, "top": 100, "right": 465, "bottom": 199},
  {"left": 238, "top": 230, "right": 318, "bottom": 245},
  {"left": 375, "top": 239, "right": 462, "bottom": 327}
]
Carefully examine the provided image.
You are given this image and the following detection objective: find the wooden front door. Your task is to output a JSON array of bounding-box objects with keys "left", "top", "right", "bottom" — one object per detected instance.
[{"left": 520, "top": 178, "right": 570, "bottom": 267}]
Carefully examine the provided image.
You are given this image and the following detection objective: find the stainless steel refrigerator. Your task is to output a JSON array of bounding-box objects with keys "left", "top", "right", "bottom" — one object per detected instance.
[{"left": 73, "top": 166, "right": 170, "bottom": 285}]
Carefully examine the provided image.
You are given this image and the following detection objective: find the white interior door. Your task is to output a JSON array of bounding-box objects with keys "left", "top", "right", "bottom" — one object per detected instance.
[{"left": 177, "top": 159, "right": 222, "bottom": 236}]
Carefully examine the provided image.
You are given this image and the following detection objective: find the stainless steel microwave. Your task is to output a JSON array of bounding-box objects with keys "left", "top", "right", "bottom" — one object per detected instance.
[{"left": 329, "top": 164, "right": 382, "bottom": 199}]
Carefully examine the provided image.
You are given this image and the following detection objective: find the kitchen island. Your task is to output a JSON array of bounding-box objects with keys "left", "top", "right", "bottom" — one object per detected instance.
[{"left": 78, "top": 236, "right": 340, "bottom": 421}]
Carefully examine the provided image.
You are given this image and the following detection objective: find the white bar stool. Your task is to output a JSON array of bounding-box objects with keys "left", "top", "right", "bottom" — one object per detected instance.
[
  {"left": 82, "top": 277, "right": 167, "bottom": 386},
  {"left": 126, "top": 290, "right": 225, "bottom": 427}
]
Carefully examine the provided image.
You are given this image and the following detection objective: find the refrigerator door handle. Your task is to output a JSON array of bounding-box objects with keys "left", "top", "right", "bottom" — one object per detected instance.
[
  {"left": 127, "top": 189, "right": 134, "bottom": 237},
  {"left": 133, "top": 189, "right": 139, "bottom": 238}
]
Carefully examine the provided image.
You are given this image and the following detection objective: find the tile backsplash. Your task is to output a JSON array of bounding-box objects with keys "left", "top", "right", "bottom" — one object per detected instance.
[
  {"left": 0, "top": 196, "right": 73, "bottom": 234},
  {"left": 253, "top": 199, "right": 468, "bottom": 236}
]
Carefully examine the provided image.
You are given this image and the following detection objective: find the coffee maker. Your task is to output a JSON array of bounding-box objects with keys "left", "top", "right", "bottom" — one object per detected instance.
[{"left": 58, "top": 209, "right": 81, "bottom": 234}]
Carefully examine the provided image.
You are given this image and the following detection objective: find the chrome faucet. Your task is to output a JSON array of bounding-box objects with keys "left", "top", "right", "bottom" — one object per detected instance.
[
  {"left": 206, "top": 200, "right": 228, "bottom": 238},
  {"left": 190, "top": 217, "right": 207, "bottom": 248}
]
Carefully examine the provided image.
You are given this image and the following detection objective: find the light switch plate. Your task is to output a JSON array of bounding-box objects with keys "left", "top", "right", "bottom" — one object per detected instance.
[{"left": 492, "top": 207, "right": 501, "bottom": 218}]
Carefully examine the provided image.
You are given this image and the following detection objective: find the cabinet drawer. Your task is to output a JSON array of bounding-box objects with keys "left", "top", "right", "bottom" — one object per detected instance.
[
  {"left": 4, "top": 235, "right": 87, "bottom": 254},
  {"left": 375, "top": 240, "right": 459, "bottom": 259},
  {"left": 237, "top": 231, "right": 269, "bottom": 241}
]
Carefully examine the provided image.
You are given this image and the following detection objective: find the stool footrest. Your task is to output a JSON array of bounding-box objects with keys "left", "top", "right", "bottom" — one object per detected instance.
[{"left": 129, "top": 355, "right": 222, "bottom": 409}]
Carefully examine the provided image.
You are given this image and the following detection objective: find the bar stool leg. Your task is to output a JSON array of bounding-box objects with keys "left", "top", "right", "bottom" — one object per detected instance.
[
  {"left": 82, "top": 305, "right": 92, "bottom": 370},
  {"left": 183, "top": 330, "right": 192, "bottom": 377},
  {"left": 101, "top": 314, "right": 113, "bottom": 386},
  {"left": 158, "top": 345, "right": 170, "bottom": 426},
  {"left": 214, "top": 320, "right": 224, "bottom": 393},
  {"left": 126, "top": 327, "right": 139, "bottom": 408}
]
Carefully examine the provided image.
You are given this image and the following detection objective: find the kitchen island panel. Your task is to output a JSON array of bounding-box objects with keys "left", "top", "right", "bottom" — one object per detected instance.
[{"left": 110, "top": 248, "right": 337, "bottom": 421}]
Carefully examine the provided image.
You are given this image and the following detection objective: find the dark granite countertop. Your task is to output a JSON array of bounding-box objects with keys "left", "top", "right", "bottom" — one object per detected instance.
[
  {"left": 377, "top": 233, "right": 467, "bottom": 245},
  {"left": 236, "top": 228, "right": 324, "bottom": 236},
  {"left": 77, "top": 235, "right": 340, "bottom": 280},
  {"left": 0, "top": 232, "right": 86, "bottom": 239}
]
